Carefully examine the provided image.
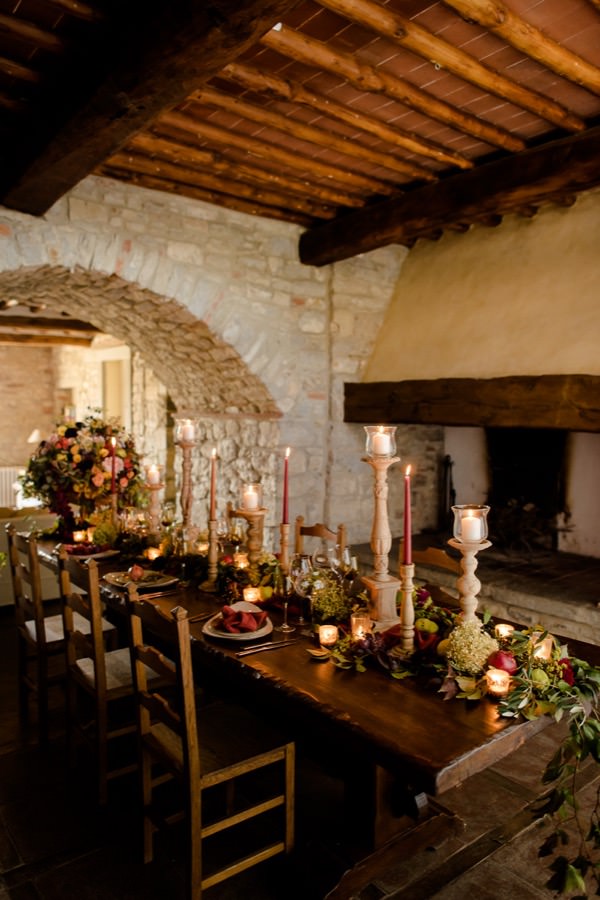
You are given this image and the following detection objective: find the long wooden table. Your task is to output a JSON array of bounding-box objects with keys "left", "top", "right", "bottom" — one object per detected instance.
[{"left": 36, "top": 542, "right": 561, "bottom": 850}]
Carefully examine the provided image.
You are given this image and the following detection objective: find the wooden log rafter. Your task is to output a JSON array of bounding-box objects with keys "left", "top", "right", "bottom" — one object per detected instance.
[
  {"left": 222, "top": 62, "right": 471, "bottom": 171},
  {"left": 261, "top": 24, "right": 525, "bottom": 152},
  {"left": 191, "top": 85, "right": 435, "bottom": 181},
  {"left": 125, "top": 132, "right": 363, "bottom": 208},
  {"left": 443, "top": 0, "right": 600, "bottom": 95},
  {"left": 320, "top": 0, "right": 585, "bottom": 132}
]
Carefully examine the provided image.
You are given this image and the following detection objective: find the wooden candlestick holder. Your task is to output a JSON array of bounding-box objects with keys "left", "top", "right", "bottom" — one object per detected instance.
[
  {"left": 279, "top": 522, "right": 290, "bottom": 574},
  {"left": 399, "top": 562, "right": 415, "bottom": 653},
  {"left": 231, "top": 507, "right": 266, "bottom": 582},
  {"left": 360, "top": 454, "right": 401, "bottom": 630},
  {"left": 146, "top": 481, "right": 164, "bottom": 535},
  {"left": 176, "top": 438, "right": 195, "bottom": 530},
  {"left": 200, "top": 518, "right": 219, "bottom": 592},
  {"left": 447, "top": 537, "right": 492, "bottom": 622}
]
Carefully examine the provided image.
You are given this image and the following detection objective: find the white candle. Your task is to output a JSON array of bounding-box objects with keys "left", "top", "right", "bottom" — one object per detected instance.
[
  {"left": 494, "top": 623, "right": 515, "bottom": 640},
  {"left": 372, "top": 428, "right": 391, "bottom": 455},
  {"left": 181, "top": 420, "right": 195, "bottom": 441},
  {"left": 531, "top": 633, "right": 554, "bottom": 660},
  {"left": 147, "top": 464, "right": 160, "bottom": 485},
  {"left": 461, "top": 514, "right": 482, "bottom": 541},
  {"left": 242, "top": 486, "right": 259, "bottom": 509},
  {"left": 486, "top": 667, "right": 511, "bottom": 698},
  {"left": 243, "top": 586, "right": 262, "bottom": 603}
]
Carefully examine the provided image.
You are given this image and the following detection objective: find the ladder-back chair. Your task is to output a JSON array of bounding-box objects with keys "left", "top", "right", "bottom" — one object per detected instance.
[
  {"left": 127, "top": 587, "right": 295, "bottom": 898},
  {"left": 7, "top": 524, "right": 65, "bottom": 745},
  {"left": 294, "top": 515, "right": 347, "bottom": 556},
  {"left": 58, "top": 550, "right": 135, "bottom": 804}
]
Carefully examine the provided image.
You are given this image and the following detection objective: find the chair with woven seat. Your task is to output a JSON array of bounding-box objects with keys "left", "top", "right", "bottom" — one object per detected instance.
[
  {"left": 294, "top": 515, "right": 347, "bottom": 557},
  {"left": 126, "top": 586, "right": 295, "bottom": 899},
  {"left": 58, "top": 549, "right": 136, "bottom": 804},
  {"left": 7, "top": 524, "right": 68, "bottom": 745}
]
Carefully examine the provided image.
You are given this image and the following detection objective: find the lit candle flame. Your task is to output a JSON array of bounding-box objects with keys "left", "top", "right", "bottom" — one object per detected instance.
[{"left": 405, "top": 464, "right": 411, "bottom": 476}]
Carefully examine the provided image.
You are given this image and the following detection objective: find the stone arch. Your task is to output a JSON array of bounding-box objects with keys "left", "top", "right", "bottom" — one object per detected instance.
[{"left": 0, "top": 265, "right": 279, "bottom": 417}]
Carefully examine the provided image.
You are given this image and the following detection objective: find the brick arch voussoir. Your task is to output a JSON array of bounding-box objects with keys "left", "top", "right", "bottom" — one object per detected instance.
[{"left": 0, "top": 265, "right": 279, "bottom": 416}]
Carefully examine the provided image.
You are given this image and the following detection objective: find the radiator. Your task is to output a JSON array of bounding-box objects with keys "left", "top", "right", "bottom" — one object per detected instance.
[{"left": 0, "top": 467, "right": 23, "bottom": 507}]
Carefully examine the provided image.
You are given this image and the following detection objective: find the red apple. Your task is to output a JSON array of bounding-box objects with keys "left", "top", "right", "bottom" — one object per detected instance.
[
  {"left": 487, "top": 649, "right": 518, "bottom": 675},
  {"left": 128, "top": 564, "right": 145, "bottom": 582}
]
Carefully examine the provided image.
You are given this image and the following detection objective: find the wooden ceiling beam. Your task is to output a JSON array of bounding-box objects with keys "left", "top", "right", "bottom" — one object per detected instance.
[
  {"left": 0, "top": 333, "right": 93, "bottom": 346},
  {"left": 262, "top": 24, "right": 525, "bottom": 152},
  {"left": 102, "top": 151, "right": 337, "bottom": 219},
  {"left": 45, "top": 0, "right": 104, "bottom": 23},
  {"left": 0, "top": 316, "right": 99, "bottom": 332},
  {"left": 193, "top": 85, "right": 435, "bottom": 181},
  {"left": 321, "top": 0, "right": 585, "bottom": 132},
  {"left": 444, "top": 0, "right": 600, "bottom": 96},
  {"left": 124, "top": 132, "right": 365, "bottom": 208},
  {"left": 299, "top": 124, "right": 600, "bottom": 265},
  {"left": 0, "top": 0, "right": 303, "bottom": 216},
  {"left": 156, "top": 110, "right": 390, "bottom": 194},
  {"left": 222, "top": 62, "right": 471, "bottom": 170},
  {"left": 0, "top": 13, "right": 64, "bottom": 52}
]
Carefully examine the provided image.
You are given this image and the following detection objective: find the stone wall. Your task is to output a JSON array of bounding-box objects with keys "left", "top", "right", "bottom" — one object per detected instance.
[{"left": 0, "top": 176, "right": 441, "bottom": 553}]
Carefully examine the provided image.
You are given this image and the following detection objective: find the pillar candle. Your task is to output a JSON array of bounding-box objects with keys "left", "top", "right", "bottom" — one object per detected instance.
[
  {"left": 243, "top": 485, "right": 259, "bottom": 509},
  {"left": 461, "top": 514, "right": 481, "bottom": 542},
  {"left": 282, "top": 447, "right": 290, "bottom": 524},
  {"left": 147, "top": 464, "right": 160, "bottom": 485},
  {"left": 210, "top": 448, "right": 217, "bottom": 521},
  {"left": 403, "top": 465, "right": 412, "bottom": 565},
  {"left": 181, "top": 419, "right": 195, "bottom": 441},
  {"left": 372, "top": 427, "right": 391, "bottom": 455},
  {"left": 110, "top": 437, "right": 117, "bottom": 493}
]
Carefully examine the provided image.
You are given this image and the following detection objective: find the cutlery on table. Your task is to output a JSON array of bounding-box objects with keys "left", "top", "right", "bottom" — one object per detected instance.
[{"left": 236, "top": 640, "right": 298, "bottom": 658}]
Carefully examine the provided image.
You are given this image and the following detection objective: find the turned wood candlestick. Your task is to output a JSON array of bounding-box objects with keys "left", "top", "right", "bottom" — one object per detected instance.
[
  {"left": 447, "top": 537, "right": 492, "bottom": 622},
  {"left": 361, "top": 454, "right": 401, "bottom": 630}
]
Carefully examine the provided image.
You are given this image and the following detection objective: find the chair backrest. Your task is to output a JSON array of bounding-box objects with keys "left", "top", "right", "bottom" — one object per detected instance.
[
  {"left": 58, "top": 552, "right": 108, "bottom": 693},
  {"left": 126, "top": 586, "right": 197, "bottom": 777},
  {"left": 294, "top": 515, "right": 347, "bottom": 556},
  {"left": 7, "top": 524, "right": 47, "bottom": 645}
]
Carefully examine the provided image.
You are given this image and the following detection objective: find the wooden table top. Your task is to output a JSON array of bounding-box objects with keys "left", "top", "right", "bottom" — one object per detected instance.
[{"left": 36, "top": 541, "right": 567, "bottom": 797}]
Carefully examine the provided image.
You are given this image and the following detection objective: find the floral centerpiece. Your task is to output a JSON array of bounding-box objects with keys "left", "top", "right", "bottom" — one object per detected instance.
[
  {"left": 20, "top": 411, "right": 145, "bottom": 538},
  {"left": 328, "top": 590, "right": 600, "bottom": 896}
]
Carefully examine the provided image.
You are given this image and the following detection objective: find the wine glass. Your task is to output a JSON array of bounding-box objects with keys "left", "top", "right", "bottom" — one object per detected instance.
[
  {"left": 289, "top": 553, "right": 313, "bottom": 626},
  {"left": 274, "top": 575, "right": 295, "bottom": 634}
]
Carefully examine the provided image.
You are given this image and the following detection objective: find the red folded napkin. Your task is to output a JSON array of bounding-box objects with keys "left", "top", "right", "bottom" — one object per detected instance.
[{"left": 220, "top": 605, "right": 269, "bottom": 633}]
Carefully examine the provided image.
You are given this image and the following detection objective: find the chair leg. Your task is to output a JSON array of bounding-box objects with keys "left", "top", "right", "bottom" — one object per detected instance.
[
  {"left": 36, "top": 653, "right": 49, "bottom": 747},
  {"left": 141, "top": 751, "right": 155, "bottom": 863},
  {"left": 17, "top": 636, "right": 30, "bottom": 722}
]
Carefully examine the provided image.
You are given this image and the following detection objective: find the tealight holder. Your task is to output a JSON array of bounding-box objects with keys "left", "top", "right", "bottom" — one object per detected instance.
[
  {"left": 240, "top": 482, "right": 263, "bottom": 511},
  {"left": 452, "top": 505, "right": 490, "bottom": 543},
  {"left": 319, "top": 624, "right": 339, "bottom": 649},
  {"left": 495, "top": 623, "right": 515, "bottom": 641},
  {"left": 531, "top": 631, "right": 554, "bottom": 660},
  {"left": 243, "top": 586, "right": 262, "bottom": 604},
  {"left": 364, "top": 425, "right": 397, "bottom": 459},
  {"left": 72, "top": 530, "right": 87, "bottom": 543},
  {"left": 486, "top": 667, "right": 511, "bottom": 699},
  {"left": 351, "top": 611, "right": 372, "bottom": 640}
]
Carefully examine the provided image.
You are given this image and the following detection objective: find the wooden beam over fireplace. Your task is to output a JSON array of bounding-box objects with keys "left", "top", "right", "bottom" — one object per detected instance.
[{"left": 344, "top": 375, "right": 600, "bottom": 432}]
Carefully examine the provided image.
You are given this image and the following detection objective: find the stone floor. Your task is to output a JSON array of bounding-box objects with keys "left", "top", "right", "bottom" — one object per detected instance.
[{"left": 1, "top": 603, "right": 599, "bottom": 900}]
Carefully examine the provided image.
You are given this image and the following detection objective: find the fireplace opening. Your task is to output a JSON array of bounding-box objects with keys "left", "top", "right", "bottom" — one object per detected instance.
[{"left": 485, "top": 428, "right": 568, "bottom": 552}]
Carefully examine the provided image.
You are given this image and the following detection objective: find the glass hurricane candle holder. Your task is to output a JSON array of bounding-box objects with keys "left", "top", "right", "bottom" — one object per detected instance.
[
  {"left": 145, "top": 463, "right": 163, "bottom": 485},
  {"left": 452, "top": 504, "right": 490, "bottom": 543},
  {"left": 174, "top": 417, "right": 199, "bottom": 444},
  {"left": 364, "top": 425, "right": 397, "bottom": 458},
  {"left": 351, "top": 611, "right": 372, "bottom": 639},
  {"left": 241, "top": 482, "right": 262, "bottom": 510}
]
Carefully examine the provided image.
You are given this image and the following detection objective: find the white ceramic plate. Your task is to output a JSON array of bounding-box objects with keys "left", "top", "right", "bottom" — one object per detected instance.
[
  {"left": 203, "top": 600, "right": 273, "bottom": 642},
  {"left": 76, "top": 549, "right": 121, "bottom": 561},
  {"left": 103, "top": 571, "right": 179, "bottom": 591}
]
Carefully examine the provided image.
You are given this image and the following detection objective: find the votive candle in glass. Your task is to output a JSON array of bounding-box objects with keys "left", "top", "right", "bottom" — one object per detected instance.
[
  {"left": 319, "top": 624, "right": 339, "bottom": 649},
  {"left": 494, "top": 623, "right": 515, "bottom": 640},
  {"left": 175, "top": 418, "right": 199, "bottom": 444},
  {"left": 486, "top": 667, "right": 511, "bottom": 698},
  {"left": 145, "top": 546, "right": 162, "bottom": 561},
  {"left": 241, "top": 483, "right": 262, "bottom": 510},
  {"left": 72, "top": 530, "right": 87, "bottom": 543},
  {"left": 452, "top": 505, "right": 490, "bottom": 543},
  {"left": 243, "top": 586, "right": 262, "bottom": 604},
  {"left": 364, "top": 425, "right": 397, "bottom": 459},
  {"left": 233, "top": 551, "right": 249, "bottom": 569},
  {"left": 145, "top": 464, "right": 162, "bottom": 485},
  {"left": 351, "top": 611, "right": 372, "bottom": 639},
  {"left": 531, "top": 632, "right": 554, "bottom": 660}
]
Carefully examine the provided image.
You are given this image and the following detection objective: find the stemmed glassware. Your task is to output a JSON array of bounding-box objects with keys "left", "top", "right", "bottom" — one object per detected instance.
[
  {"left": 289, "top": 553, "right": 313, "bottom": 626},
  {"left": 274, "top": 574, "right": 295, "bottom": 634}
]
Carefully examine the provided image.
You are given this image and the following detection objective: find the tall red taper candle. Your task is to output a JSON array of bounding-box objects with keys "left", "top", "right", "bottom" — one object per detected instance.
[
  {"left": 209, "top": 448, "right": 217, "bottom": 521},
  {"left": 403, "top": 465, "right": 412, "bottom": 565},
  {"left": 282, "top": 447, "right": 290, "bottom": 524},
  {"left": 110, "top": 437, "right": 117, "bottom": 494}
]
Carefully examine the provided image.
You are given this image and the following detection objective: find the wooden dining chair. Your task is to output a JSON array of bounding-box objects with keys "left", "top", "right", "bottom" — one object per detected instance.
[
  {"left": 400, "top": 541, "right": 461, "bottom": 607},
  {"left": 126, "top": 587, "right": 295, "bottom": 899},
  {"left": 7, "top": 524, "right": 67, "bottom": 745},
  {"left": 294, "top": 515, "right": 347, "bottom": 556},
  {"left": 58, "top": 550, "right": 137, "bottom": 805}
]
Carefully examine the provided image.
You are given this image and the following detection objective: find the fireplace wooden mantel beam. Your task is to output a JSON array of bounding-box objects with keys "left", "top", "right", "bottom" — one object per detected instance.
[{"left": 344, "top": 375, "right": 600, "bottom": 432}]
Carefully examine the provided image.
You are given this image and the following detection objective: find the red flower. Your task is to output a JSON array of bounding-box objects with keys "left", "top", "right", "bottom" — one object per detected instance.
[{"left": 559, "top": 658, "right": 575, "bottom": 686}]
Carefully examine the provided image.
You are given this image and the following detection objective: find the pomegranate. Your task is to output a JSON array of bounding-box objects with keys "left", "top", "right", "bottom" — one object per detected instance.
[
  {"left": 487, "top": 649, "right": 518, "bottom": 675},
  {"left": 127, "top": 564, "right": 145, "bottom": 582}
]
